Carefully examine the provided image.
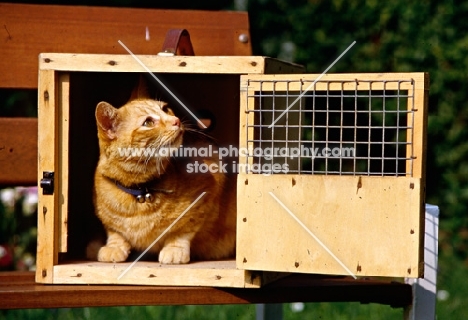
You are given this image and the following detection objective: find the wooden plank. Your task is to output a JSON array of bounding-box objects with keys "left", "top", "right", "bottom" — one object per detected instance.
[
  {"left": 58, "top": 73, "right": 70, "bottom": 253},
  {"left": 406, "top": 73, "right": 429, "bottom": 179},
  {"left": 38, "top": 53, "right": 302, "bottom": 74},
  {"left": 35, "top": 69, "right": 59, "bottom": 283},
  {"left": 412, "top": 73, "right": 429, "bottom": 279},
  {"left": 403, "top": 73, "right": 428, "bottom": 277},
  {"left": 0, "top": 271, "right": 413, "bottom": 309},
  {"left": 242, "top": 73, "right": 426, "bottom": 91},
  {"left": 53, "top": 260, "right": 263, "bottom": 288},
  {"left": 0, "top": 3, "right": 252, "bottom": 88},
  {"left": 53, "top": 260, "right": 287, "bottom": 288},
  {"left": 0, "top": 118, "right": 37, "bottom": 186},
  {"left": 238, "top": 82, "right": 254, "bottom": 168},
  {"left": 237, "top": 174, "right": 423, "bottom": 278}
]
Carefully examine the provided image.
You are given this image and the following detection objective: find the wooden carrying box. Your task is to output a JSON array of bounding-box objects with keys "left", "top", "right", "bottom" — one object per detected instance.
[
  {"left": 36, "top": 52, "right": 428, "bottom": 286},
  {"left": 236, "top": 73, "right": 429, "bottom": 278},
  {"left": 36, "top": 53, "right": 303, "bottom": 287}
]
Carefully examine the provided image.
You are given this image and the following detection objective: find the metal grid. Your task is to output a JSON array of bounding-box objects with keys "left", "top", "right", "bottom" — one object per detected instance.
[{"left": 243, "top": 79, "right": 416, "bottom": 176}]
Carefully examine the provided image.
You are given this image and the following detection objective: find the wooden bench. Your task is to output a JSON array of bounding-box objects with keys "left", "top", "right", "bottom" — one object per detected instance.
[
  {"left": 0, "top": 3, "right": 433, "bottom": 319},
  {"left": 0, "top": 270, "right": 412, "bottom": 309}
]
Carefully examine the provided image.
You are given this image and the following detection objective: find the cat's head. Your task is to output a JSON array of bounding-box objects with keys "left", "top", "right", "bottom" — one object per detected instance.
[
  {"left": 95, "top": 97, "right": 183, "bottom": 177},
  {"left": 96, "top": 98, "right": 183, "bottom": 144},
  {"left": 95, "top": 75, "right": 186, "bottom": 179}
]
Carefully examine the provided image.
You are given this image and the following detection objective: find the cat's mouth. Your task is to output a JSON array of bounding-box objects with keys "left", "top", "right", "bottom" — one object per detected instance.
[
  {"left": 162, "top": 127, "right": 184, "bottom": 147},
  {"left": 171, "top": 126, "right": 184, "bottom": 140}
]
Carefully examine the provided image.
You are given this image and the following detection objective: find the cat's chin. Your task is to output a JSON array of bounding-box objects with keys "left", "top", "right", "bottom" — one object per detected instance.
[
  {"left": 171, "top": 130, "right": 184, "bottom": 145},
  {"left": 131, "top": 160, "right": 171, "bottom": 179},
  {"left": 103, "top": 158, "right": 171, "bottom": 183}
]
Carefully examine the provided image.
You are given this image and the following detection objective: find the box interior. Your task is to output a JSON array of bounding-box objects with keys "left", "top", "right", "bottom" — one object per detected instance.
[{"left": 64, "top": 72, "right": 240, "bottom": 260}]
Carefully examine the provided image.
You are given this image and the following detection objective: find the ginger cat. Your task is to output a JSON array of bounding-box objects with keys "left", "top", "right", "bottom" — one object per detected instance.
[{"left": 91, "top": 77, "right": 236, "bottom": 264}]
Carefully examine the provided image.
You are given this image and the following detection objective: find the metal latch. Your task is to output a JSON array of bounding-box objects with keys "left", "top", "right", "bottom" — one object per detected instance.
[{"left": 40, "top": 171, "right": 54, "bottom": 195}]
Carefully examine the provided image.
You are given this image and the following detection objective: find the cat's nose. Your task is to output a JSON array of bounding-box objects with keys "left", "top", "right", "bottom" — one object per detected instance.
[{"left": 172, "top": 117, "right": 180, "bottom": 127}]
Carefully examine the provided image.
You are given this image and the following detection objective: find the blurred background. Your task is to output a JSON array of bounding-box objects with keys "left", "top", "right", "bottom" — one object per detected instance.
[{"left": 1, "top": 0, "right": 467, "bottom": 318}]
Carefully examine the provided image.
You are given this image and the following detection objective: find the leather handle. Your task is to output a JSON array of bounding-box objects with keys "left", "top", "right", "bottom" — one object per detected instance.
[{"left": 160, "top": 29, "right": 195, "bottom": 56}]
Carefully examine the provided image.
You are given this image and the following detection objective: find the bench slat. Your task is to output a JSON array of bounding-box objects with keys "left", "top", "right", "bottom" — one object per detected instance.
[
  {"left": 0, "top": 272, "right": 412, "bottom": 309},
  {"left": 0, "top": 118, "right": 37, "bottom": 186},
  {"left": 0, "top": 3, "right": 251, "bottom": 89}
]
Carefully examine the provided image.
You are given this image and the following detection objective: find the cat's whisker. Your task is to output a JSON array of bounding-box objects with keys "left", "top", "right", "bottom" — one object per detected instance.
[{"left": 182, "top": 123, "right": 217, "bottom": 143}]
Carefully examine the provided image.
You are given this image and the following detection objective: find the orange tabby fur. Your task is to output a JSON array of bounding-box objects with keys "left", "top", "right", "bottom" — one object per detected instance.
[{"left": 91, "top": 78, "right": 236, "bottom": 264}]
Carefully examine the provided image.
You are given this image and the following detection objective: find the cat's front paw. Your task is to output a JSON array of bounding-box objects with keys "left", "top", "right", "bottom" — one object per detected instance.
[
  {"left": 159, "top": 246, "right": 190, "bottom": 264},
  {"left": 98, "top": 246, "right": 130, "bottom": 262}
]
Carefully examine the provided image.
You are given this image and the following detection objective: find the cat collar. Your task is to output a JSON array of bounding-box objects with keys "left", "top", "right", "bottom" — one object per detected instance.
[{"left": 112, "top": 179, "right": 174, "bottom": 203}]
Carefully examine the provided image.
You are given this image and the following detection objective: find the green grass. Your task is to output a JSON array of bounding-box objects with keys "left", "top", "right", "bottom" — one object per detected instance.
[
  {"left": 436, "top": 255, "right": 468, "bottom": 319},
  {"left": 2, "top": 255, "right": 468, "bottom": 319},
  {"left": 285, "top": 303, "right": 403, "bottom": 319},
  {"left": 0, "top": 303, "right": 403, "bottom": 320},
  {"left": 1, "top": 305, "right": 258, "bottom": 320}
]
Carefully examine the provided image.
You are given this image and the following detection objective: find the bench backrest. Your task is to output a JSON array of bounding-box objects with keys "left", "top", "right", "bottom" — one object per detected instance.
[{"left": 0, "top": 3, "right": 251, "bottom": 186}]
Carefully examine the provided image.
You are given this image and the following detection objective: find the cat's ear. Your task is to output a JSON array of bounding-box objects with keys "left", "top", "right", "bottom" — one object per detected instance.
[
  {"left": 96, "top": 102, "right": 120, "bottom": 140},
  {"left": 128, "top": 75, "right": 150, "bottom": 101}
]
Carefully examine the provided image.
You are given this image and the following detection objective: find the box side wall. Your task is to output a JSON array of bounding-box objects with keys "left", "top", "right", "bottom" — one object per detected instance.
[{"left": 36, "top": 70, "right": 60, "bottom": 283}]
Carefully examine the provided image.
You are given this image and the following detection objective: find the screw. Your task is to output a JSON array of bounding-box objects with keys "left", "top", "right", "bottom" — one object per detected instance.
[{"left": 238, "top": 34, "right": 249, "bottom": 43}]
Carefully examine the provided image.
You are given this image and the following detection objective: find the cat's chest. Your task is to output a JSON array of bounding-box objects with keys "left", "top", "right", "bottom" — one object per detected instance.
[
  {"left": 114, "top": 203, "right": 187, "bottom": 250},
  {"left": 114, "top": 206, "right": 164, "bottom": 237},
  {"left": 113, "top": 195, "right": 181, "bottom": 225}
]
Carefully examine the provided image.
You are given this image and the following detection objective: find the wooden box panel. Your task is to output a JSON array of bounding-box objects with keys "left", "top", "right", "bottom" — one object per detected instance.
[
  {"left": 237, "top": 174, "right": 423, "bottom": 277},
  {"left": 36, "top": 53, "right": 302, "bottom": 286},
  {"left": 52, "top": 260, "right": 285, "bottom": 288},
  {"left": 236, "top": 73, "right": 428, "bottom": 278}
]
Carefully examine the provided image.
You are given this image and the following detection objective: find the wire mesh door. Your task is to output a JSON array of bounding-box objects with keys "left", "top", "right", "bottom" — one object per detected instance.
[
  {"left": 237, "top": 73, "right": 428, "bottom": 278},
  {"left": 239, "top": 73, "right": 427, "bottom": 178}
]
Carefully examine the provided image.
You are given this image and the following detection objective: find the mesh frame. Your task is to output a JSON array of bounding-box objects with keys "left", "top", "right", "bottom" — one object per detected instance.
[{"left": 241, "top": 77, "right": 418, "bottom": 177}]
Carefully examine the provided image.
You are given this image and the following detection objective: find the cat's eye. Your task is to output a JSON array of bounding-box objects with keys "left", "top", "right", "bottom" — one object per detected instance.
[
  {"left": 161, "top": 105, "right": 169, "bottom": 113},
  {"left": 142, "top": 118, "right": 155, "bottom": 127}
]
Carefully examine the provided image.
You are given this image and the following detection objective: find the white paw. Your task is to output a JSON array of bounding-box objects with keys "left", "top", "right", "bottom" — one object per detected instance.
[
  {"left": 159, "top": 246, "right": 190, "bottom": 264},
  {"left": 97, "top": 246, "right": 129, "bottom": 262}
]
